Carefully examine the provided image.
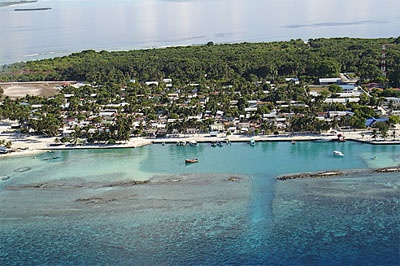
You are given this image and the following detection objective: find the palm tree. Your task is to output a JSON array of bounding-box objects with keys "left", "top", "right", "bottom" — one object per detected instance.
[
  {"left": 5, "top": 141, "right": 12, "bottom": 149},
  {"left": 371, "top": 129, "right": 378, "bottom": 141}
]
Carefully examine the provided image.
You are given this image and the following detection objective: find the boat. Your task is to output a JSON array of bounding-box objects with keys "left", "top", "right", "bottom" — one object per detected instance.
[
  {"left": 0, "top": 175, "right": 10, "bottom": 181},
  {"left": 0, "top": 147, "right": 8, "bottom": 154},
  {"left": 249, "top": 138, "right": 255, "bottom": 146},
  {"left": 189, "top": 140, "right": 198, "bottom": 146},
  {"left": 314, "top": 137, "right": 332, "bottom": 142},
  {"left": 333, "top": 150, "right": 344, "bottom": 157},
  {"left": 185, "top": 158, "right": 198, "bottom": 163},
  {"left": 176, "top": 141, "right": 187, "bottom": 146},
  {"left": 291, "top": 140, "right": 296, "bottom": 144}
]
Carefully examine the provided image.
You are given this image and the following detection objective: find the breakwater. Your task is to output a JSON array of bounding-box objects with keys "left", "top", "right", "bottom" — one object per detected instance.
[{"left": 277, "top": 167, "right": 400, "bottom": 180}]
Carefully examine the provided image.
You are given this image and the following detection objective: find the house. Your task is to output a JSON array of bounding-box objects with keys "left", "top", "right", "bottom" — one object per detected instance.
[
  {"left": 186, "top": 128, "right": 198, "bottom": 134},
  {"left": 385, "top": 97, "right": 400, "bottom": 107},
  {"left": 238, "top": 122, "right": 250, "bottom": 130},
  {"left": 366, "top": 117, "right": 389, "bottom": 127},
  {"left": 244, "top": 107, "right": 257, "bottom": 112},
  {"left": 62, "top": 128, "right": 74, "bottom": 137},
  {"left": 209, "top": 131, "right": 218, "bottom": 137},
  {"left": 328, "top": 111, "right": 354, "bottom": 118},
  {"left": 99, "top": 109, "right": 117, "bottom": 118},
  {"left": 145, "top": 81, "right": 159, "bottom": 86},
  {"left": 275, "top": 118, "right": 287, "bottom": 129},
  {"left": 156, "top": 128, "right": 168, "bottom": 138},
  {"left": 324, "top": 98, "right": 360, "bottom": 104},
  {"left": 210, "top": 123, "right": 225, "bottom": 132},
  {"left": 340, "top": 84, "right": 357, "bottom": 92},
  {"left": 215, "top": 110, "right": 224, "bottom": 118},
  {"left": 319, "top": 78, "right": 342, "bottom": 85},
  {"left": 285, "top": 77, "right": 300, "bottom": 84}
]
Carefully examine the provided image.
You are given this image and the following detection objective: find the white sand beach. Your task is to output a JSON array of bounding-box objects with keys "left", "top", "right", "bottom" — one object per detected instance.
[{"left": 0, "top": 125, "right": 385, "bottom": 158}]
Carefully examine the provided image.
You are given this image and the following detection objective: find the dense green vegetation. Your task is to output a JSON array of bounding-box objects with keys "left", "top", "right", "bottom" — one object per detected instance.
[{"left": 1, "top": 37, "right": 400, "bottom": 87}]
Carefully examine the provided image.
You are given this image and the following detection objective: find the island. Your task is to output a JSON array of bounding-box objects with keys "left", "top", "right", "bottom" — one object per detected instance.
[
  {"left": 0, "top": 38, "right": 400, "bottom": 152},
  {"left": 14, "top": 7, "right": 52, "bottom": 11},
  {"left": 0, "top": 1, "right": 37, "bottom": 8}
]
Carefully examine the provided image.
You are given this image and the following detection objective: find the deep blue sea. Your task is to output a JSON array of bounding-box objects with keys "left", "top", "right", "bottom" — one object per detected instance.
[
  {"left": 1, "top": 141, "right": 399, "bottom": 265},
  {"left": 1, "top": 0, "right": 400, "bottom": 65}
]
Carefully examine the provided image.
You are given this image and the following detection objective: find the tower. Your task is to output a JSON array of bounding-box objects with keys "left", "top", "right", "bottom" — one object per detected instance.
[{"left": 381, "top": 44, "right": 387, "bottom": 77}]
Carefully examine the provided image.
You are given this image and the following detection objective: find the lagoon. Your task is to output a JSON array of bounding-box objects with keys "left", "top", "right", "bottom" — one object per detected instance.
[
  {"left": 1, "top": 0, "right": 399, "bottom": 65},
  {"left": 1, "top": 141, "right": 399, "bottom": 265}
]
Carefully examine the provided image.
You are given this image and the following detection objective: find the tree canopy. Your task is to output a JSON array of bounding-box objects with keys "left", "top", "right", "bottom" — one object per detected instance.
[{"left": 1, "top": 37, "right": 399, "bottom": 87}]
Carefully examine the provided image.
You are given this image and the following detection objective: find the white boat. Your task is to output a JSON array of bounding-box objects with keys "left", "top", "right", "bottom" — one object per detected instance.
[
  {"left": 249, "top": 138, "right": 255, "bottom": 146},
  {"left": 176, "top": 141, "right": 187, "bottom": 146},
  {"left": 185, "top": 158, "right": 198, "bottom": 163},
  {"left": 333, "top": 150, "right": 344, "bottom": 157},
  {"left": 314, "top": 137, "right": 332, "bottom": 142},
  {"left": 189, "top": 140, "right": 198, "bottom": 146}
]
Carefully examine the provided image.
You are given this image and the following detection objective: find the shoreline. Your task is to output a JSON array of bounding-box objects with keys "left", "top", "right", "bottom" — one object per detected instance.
[{"left": 2, "top": 130, "right": 400, "bottom": 158}]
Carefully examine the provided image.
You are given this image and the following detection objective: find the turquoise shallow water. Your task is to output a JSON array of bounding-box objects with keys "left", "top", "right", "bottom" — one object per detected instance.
[{"left": 0, "top": 141, "right": 399, "bottom": 265}]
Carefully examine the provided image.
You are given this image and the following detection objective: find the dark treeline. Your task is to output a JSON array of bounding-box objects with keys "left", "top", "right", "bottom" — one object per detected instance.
[{"left": 1, "top": 37, "right": 400, "bottom": 87}]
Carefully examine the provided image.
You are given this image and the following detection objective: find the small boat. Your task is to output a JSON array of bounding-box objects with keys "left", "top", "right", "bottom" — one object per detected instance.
[
  {"left": 0, "top": 175, "right": 10, "bottom": 181},
  {"left": 314, "top": 137, "right": 332, "bottom": 142},
  {"left": 333, "top": 150, "right": 344, "bottom": 157},
  {"left": 176, "top": 141, "right": 187, "bottom": 146},
  {"left": 291, "top": 140, "right": 296, "bottom": 144},
  {"left": 249, "top": 138, "right": 255, "bottom": 146},
  {"left": 185, "top": 158, "right": 199, "bottom": 163},
  {"left": 189, "top": 140, "right": 198, "bottom": 146}
]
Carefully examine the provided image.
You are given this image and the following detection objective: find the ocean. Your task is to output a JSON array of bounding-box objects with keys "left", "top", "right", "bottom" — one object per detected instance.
[
  {"left": 0, "top": 141, "right": 399, "bottom": 265},
  {"left": 0, "top": 0, "right": 399, "bottom": 65}
]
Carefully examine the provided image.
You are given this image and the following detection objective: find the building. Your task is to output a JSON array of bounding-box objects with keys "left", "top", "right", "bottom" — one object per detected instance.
[{"left": 319, "top": 78, "right": 342, "bottom": 85}]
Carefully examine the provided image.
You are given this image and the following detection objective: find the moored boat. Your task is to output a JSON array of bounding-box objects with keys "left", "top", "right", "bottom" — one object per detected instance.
[
  {"left": 176, "top": 141, "right": 187, "bottom": 146},
  {"left": 314, "top": 137, "right": 332, "bottom": 142},
  {"left": 189, "top": 140, "right": 198, "bottom": 146},
  {"left": 185, "top": 158, "right": 199, "bottom": 163},
  {"left": 333, "top": 150, "right": 344, "bottom": 157}
]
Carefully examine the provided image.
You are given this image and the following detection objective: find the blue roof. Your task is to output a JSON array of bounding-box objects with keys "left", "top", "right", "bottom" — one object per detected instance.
[{"left": 366, "top": 117, "right": 388, "bottom": 127}]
